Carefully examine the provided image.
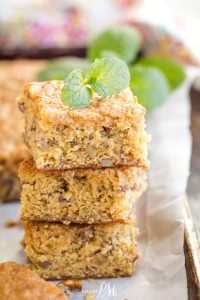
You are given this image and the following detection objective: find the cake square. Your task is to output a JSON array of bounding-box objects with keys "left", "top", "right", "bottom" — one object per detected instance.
[
  {"left": 23, "top": 221, "right": 139, "bottom": 279},
  {"left": 0, "top": 262, "right": 68, "bottom": 300},
  {"left": 19, "top": 158, "right": 147, "bottom": 224},
  {"left": 18, "top": 81, "right": 149, "bottom": 170},
  {"left": 0, "top": 60, "right": 45, "bottom": 202}
]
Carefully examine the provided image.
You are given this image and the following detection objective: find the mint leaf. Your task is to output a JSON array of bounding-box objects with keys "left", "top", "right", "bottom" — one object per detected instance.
[
  {"left": 130, "top": 65, "right": 170, "bottom": 111},
  {"left": 88, "top": 57, "right": 130, "bottom": 97},
  {"left": 88, "top": 26, "right": 141, "bottom": 64},
  {"left": 37, "top": 57, "right": 89, "bottom": 81},
  {"left": 61, "top": 69, "right": 91, "bottom": 109},
  {"left": 139, "top": 55, "right": 186, "bottom": 90},
  {"left": 89, "top": 78, "right": 108, "bottom": 98}
]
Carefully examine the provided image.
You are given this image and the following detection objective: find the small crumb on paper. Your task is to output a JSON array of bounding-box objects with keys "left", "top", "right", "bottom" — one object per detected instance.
[
  {"left": 4, "top": 219, "right": 23, "bottom": 228},
  {"left": 57, "top": 279, "right": 83, "bottom": 291},
  {"left": 84, "top": 291, "right": 95, "bottom": 300}
]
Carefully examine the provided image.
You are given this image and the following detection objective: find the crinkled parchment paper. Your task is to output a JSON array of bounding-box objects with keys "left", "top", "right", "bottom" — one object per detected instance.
[{"left": 1, "top": 70, "right": 197, "bottom": 300}]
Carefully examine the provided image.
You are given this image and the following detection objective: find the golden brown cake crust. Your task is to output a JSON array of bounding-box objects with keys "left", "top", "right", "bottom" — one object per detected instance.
[
  {"left": 0, "top": 261, "right": 68, "bottom": 300},
  {"left": 22, "top": 81, "right": 145, "bottom": 125}
]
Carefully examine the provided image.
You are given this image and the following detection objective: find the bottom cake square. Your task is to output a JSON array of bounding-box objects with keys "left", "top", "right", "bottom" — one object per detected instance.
[{"left": 23, "top": 221, "right": 139, "bottom": 279}]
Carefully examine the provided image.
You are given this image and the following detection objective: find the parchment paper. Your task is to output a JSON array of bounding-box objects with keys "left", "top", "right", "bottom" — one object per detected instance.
[{"left": 0, "top": 69, "right": 196, "bottom": 300}]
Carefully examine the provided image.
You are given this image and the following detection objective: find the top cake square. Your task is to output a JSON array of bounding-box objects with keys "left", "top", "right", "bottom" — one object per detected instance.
[{"left": 18, "top": 80, "right": 149, "bottom": 170}]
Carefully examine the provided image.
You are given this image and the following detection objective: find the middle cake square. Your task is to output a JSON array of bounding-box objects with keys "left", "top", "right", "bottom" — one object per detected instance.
[{"left": 19, "top": 158, "right": 146, "bottom": 224}]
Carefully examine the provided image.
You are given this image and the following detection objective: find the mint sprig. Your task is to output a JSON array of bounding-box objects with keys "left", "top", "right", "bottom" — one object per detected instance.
[{"left": 61, "top": 57, "right": 130, "bottom": 108}]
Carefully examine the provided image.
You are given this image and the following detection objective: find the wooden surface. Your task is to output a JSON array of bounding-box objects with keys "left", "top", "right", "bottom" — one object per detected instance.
[
  {"left": 184, "top": 198, "right": 200, "bottom": 299},
  {"left": 185, "top": 81, "right": 200, "bottom": 299},
  {"left": 187, "top": 84, "right": 200, "bottom": 236}
]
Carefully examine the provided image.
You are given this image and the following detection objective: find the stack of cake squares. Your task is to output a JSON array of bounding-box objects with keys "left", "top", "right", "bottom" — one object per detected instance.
[{"left": 18, "top": 80, "right": 149, "bottom": 279}]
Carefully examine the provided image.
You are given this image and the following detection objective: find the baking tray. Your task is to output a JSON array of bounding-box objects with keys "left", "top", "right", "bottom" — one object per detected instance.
[{"left": 184, "top": 198, "right": 200, "bottom": 299}]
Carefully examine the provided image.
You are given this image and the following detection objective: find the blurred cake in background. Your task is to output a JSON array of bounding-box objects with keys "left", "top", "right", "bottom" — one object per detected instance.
[
  {"left": 0, "top": 60, "right": 45, "bottom": 202},
  {"left": 0, "top": 0, "right": 197, "bottom": 65},
  {"left": 0, "top": 0, "right": 138, "bottom": 58},
  {"left": 128, "top": 20, "right": 198, "bottom": 66}
]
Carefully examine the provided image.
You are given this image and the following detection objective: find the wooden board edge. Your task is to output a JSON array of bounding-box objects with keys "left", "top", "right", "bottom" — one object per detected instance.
[{"left": 184, "top": 197, "right": 200, "bottom": 299}]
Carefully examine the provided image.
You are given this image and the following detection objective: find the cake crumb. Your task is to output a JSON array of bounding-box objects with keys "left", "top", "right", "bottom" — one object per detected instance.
[
  {"left": 84, "top": 291, "right": 95, "bottom": 300},
  {"left": 57, "top": 279, "right": 83, "bottom": 291},
  {"left": 4, "top": 219, "right": 23, "bottom": 228},
  {"left": 87, "top": 278, "right": 94, "bottom": 284}
]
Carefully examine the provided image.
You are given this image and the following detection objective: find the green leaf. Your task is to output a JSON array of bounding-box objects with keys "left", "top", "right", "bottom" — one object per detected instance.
[
  {"left": 37, "top": 57, "right": 89, "bottom": 81},
  {"left": 139, "top": 55, "right": 186, "bottom": 90},
  {"left": 130, "top": 65, "right": 170, "bottom": 111},
  {"left": 100, "top": 50, "right": 121, "bottom": 59},
  {"left": 61, "top": 69, "right": 92, "bottom": 109},
  {"left": 87, "top": 26, "right": 141, "bottom": 64},
  {"left": 89, "top": 78, "right": 108, "bottom": 98},
  {"left": 37, "top": 67, "right": 68, "bottom": 81},
  {"left": 87, "top": 57, "right": 130, "bottom": 97},
  {"left": 47, "top": 57, "right": 89, "bottom": 70}
]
